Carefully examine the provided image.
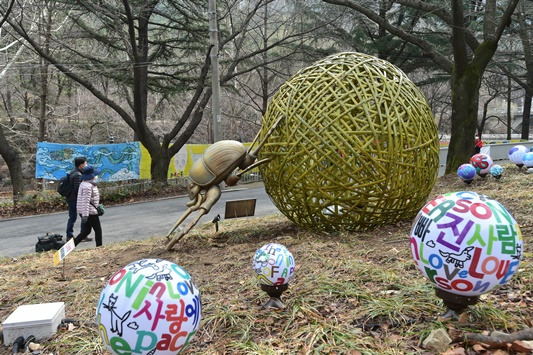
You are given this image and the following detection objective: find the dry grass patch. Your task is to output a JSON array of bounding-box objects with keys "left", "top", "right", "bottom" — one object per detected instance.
[{"left": 0, "top": 164, "right": 532, "bottom": 354}]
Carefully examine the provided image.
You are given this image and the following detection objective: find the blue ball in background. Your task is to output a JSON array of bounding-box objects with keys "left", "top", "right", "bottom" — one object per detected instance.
[
  {"left": 457, "top": 164, "right": 476, "bottom": 184},
  {"left": 523, "top": 152, "right": 533, "bottom": 168},
  {"left": 490, "top": 164, "right": 503, "bottom": 179}
]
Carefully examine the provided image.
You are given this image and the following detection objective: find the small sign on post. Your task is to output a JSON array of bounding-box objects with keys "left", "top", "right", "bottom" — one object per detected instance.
[
  {"left": 53, "top": 238, "right": 76, "bottom": 267},
  {"left": 224, "top": 199, "right": 256, "bottom": 219}
]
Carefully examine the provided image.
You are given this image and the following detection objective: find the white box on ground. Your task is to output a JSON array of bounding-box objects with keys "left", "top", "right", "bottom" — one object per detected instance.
[{"left": 2, "top": 302, "right": 65, "bottom": 345}]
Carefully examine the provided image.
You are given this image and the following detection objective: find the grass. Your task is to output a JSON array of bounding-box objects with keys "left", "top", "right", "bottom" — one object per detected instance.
[{"left": 0, "top": 163, "right": 532, "bottom": 354}]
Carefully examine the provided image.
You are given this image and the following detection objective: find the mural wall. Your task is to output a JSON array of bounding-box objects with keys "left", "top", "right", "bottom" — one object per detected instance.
[
  {"left": 36, "top": 142, "right": 141, "bottom": 181},
  {"left": 36, "top": 142, "right": 253, "bottom": 181}
]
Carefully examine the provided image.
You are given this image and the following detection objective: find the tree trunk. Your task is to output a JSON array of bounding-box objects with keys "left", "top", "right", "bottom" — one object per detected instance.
[
  {"left": 38, "top": 7, "right": 52, "bottom": 142},
  {"left": 0, "top": 126, "right": 24, "bottom": 204},
  {"left": 150, "top": 148, "right": 171, "bottom": 183},
  {"left": 446, "top": 66, "right": 480, "bottom": 173},
  {"left": 39, "top": 57, "right": 49, "bottom": 142},
  {"left": 507, "top": 75, "right": 512, "bottom": 140},
  {"left": 522, "top": 91, "right": 531, "bottom": 140}
]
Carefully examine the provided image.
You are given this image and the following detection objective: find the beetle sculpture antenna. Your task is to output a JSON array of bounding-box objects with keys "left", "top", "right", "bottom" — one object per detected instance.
[{"left": 165, "top": 116, "right": 284, "bottom": 251}]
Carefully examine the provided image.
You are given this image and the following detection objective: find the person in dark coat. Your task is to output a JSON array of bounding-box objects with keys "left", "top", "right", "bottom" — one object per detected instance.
[{"left": 66, "top": 156, "right": 89, "bottom": 241}]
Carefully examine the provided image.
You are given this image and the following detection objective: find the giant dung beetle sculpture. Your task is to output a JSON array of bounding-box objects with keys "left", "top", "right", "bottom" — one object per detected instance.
[{"left": 165, "top": 119, "right": 282, "bottom": 251}]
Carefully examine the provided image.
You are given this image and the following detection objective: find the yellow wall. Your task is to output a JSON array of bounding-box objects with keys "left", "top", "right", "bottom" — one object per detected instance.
[{"left": 140, "top": 143, "right": 252, "bottom": 179}]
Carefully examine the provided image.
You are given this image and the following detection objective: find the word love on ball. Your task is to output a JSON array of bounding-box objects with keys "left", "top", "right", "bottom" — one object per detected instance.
[
  {"left": 253, "top": 243, "right": 295, "bottom": 286},
  {"left": 410, "top": 192, "right": 523, "bottom": 297},
  {"left": 96, "top": 259, "right": 201, "bottom": 355}
]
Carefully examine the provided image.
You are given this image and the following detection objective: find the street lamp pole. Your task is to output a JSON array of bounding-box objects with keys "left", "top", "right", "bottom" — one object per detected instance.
[{"left": 208, "top": 0, "right": 221, "bottom": 142}]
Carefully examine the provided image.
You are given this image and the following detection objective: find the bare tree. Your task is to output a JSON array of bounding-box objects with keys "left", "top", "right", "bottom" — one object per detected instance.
[
  {"left": 0, "top": 0, "right": 23, "bottom": 202},
  {"left": 3, "top": 0, "right": 323, "bottom": 183},
  {"left": 320, "top": 0, "right": 519, "bottom": 173},
  {"left": 511, "top": 2, "right": 532, "bottom": 139}
]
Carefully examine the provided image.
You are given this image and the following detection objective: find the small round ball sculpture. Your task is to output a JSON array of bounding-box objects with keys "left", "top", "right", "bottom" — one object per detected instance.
[
  {"left": 457, "top": 164, "right": 476, "bottom": 184},
  {"left": 490, "top": 164, "right": 503, "bottom": 179},
  {"left": 96, "top": 259, "right": 201, "bottom": 355},
  {"left": 253, "top": 243, "right": 295, "bottom": 286},
  {"left": 508, "top": 145, "right": 528, "bottom": 168},
  {"left": 523, "top": 152, "right": 533, "bottom": 168},
  {"left": 470, "top": 153, "right": 493, "bottom": 177},
  {"left": 253, "top": 243, "right": 295, "bottom": 308},
  {"left": 258, "top": 52, "right": 440, "bottom": 231},
  {"left": 410, "top": 191, "right": 523, "bottom": 298}
]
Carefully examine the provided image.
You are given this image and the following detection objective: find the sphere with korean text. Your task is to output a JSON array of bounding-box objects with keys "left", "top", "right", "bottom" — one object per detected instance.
[
  {"left": 96, "top": 259, "right": 201, "bottom": 355},
  {"left": 457, "top": 164, "right": 476, "bottom": 183},
  {"left": 490, "top": 165, "right": 503, "bottom": 179},
  {"left": 253, "top": 243, "right": 295, "bottom": 286},
  {"left": 410, "top": 191, "right": 523, "bottom": 297},
  {"left": 523, "top": 152, "right": 533, "bottom": 168},
  {"left": 508, "top": 145, "right": 528, "bottom": 167},
  {"left": 470, "top": 153, "right": 493, "bottom": 177}
]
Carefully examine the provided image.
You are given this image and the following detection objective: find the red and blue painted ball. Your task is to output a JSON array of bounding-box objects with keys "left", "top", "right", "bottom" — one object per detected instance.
[{"left": 470, "top": 153, "right": 493, "bottom": 176}]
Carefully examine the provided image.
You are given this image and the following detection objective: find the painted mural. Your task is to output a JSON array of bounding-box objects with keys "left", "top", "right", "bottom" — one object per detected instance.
[
  {"left": 36, "top": 142, "right": 141, "bottom": 181},
  {"left": 38, "top": 142, "right": 255, "bottom": 181}
]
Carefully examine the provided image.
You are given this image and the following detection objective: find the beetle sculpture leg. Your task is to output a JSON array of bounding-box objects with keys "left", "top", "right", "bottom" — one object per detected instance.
[
  {"left": 165, "top": 185, "right": 222, "bottom": 251},
  {"left": 165, "top": 194, "right": 204, "bottom": 241}
]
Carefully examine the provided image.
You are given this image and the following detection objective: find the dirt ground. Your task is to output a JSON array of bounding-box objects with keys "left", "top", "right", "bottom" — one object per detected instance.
[{"left": 0, "top": 167, "right": 532, "bottom": 354}]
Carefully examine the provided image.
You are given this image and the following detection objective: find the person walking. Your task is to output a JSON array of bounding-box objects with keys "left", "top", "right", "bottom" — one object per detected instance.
[
  {"left": 66, "top": 157, "right": 89, "bottom": 242},
  {"left": 74, "top": 165, "right": 103, "bottom": 247}
]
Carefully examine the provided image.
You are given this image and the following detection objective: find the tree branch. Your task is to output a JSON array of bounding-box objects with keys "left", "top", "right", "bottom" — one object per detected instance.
[
  {"left": 6, "top": 18, "right": 137, "bottom": 130},
  {"left": 322, "top": 0, "right": 454, "bottom": 73}
]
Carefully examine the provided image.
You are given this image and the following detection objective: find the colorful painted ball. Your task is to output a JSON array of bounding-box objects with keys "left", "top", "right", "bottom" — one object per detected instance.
[
  {"left": 457, "top": 164, "right": 476, "bottom": 182},
  {"left": 508, "top": 145, "right": 529, "bottom": 166},
  {"left": 523, "top": 152, "right": 533, "bottom": 168},
  {"left": 490, "top": 164, "right": 503, "bottom": 179},
  {"left": 96, "top": 259, "right": 201, "bottom": 355},
  {"left": 470, "top": 153, "right": 493, "bottom": 176},
  {"left": 253, "top": 243, "right": 295, "bottom": 286},
  {"left": 410, "top": 191, "right": 523, "bottom": 297}
]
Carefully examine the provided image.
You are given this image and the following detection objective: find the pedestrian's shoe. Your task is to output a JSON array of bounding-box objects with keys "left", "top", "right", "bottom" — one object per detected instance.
[{"left": 81, "top": 237, "right": 93, "bottom": 242}]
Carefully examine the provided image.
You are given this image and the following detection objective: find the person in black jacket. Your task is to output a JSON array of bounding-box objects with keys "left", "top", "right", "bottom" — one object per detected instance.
[{"left": 66, "top": 156, "right": 88, "bottom": 241}]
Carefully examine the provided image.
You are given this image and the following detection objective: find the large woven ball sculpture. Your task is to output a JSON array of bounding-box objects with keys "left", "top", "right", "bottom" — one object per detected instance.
[{"left": 258, "top": 52, "right": 440, "bottom": 231}]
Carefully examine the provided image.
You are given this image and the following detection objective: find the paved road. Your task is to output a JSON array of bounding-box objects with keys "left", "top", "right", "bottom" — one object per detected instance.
[{"left": 0, "top": 185, "right": 280, "bottom": 258}]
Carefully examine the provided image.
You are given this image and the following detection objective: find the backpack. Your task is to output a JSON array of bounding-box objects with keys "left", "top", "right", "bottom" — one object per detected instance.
[
  {"left": 57, "top": 173, "right": 73, "bottom": 197},
  {"left": 36, "top": 233, "right": 65, "bottom": 252}
]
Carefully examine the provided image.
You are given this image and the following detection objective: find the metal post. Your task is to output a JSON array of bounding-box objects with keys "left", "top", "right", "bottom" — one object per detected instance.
[{"left": 209, "top": 0, "right": 221, "bottom": 142}]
